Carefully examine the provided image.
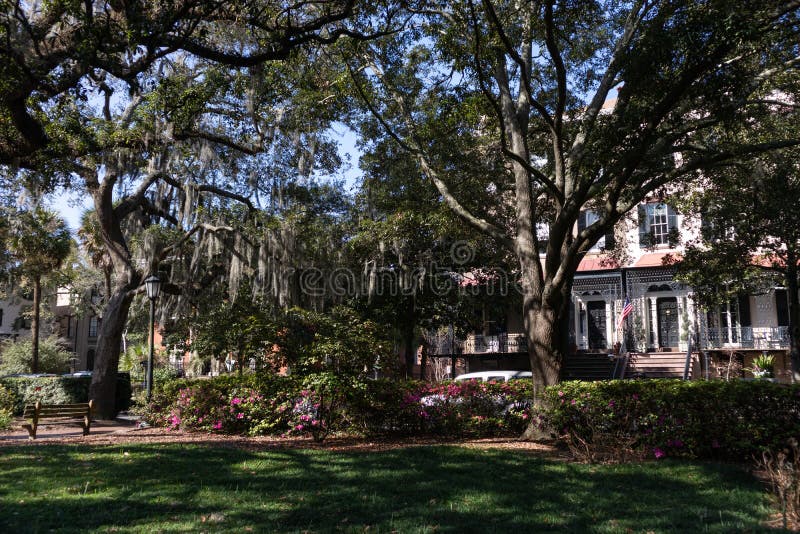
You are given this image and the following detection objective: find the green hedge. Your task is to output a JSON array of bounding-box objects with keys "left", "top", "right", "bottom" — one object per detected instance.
[
  {"left": 538, "top": 379, "right": 800, "bottom": 461},
  {"left": 0, "top": 375, "right": 133, "bottom": 416}
]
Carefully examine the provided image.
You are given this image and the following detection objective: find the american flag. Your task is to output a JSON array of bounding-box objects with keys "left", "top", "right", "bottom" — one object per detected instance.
[{"left": 617, "top": 297, "right": 633, "bottom": 328}]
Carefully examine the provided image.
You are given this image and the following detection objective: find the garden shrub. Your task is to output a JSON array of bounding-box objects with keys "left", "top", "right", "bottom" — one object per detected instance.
[
  {"left": 0, "top": 336, "right": 72, "bottom": 375},
  {"left": 0, "top": 374, "right": 133, "bottom": 416},
  {"left": 538, "top": 379, "right": 800, "bottom": 462},
  {"left": 146, "top": 374, "right": 533, "bottom": 440},
  {"left": 0, "top": 383, "right": 15, "bottom": 429},
  {"left": 143, "top": 374, "right": 302, "bottom": 436}
]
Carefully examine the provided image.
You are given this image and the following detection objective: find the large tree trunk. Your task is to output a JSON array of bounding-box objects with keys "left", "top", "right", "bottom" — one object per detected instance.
[
  {"left": 402, "top": 325, "right": 415, "bottom": 379},
  {"left": 786, "top": 256, "right": 800, "bottom": 383},
  {"left": 520, "top": 282, "right": 573, "bottom": 441},
  {"left": 525, "top": 299, "right": 565, "bottom": 392},
  {"left": 31, "top": 276, "right": 41, "bottom": 373},
  {"left": 89, "top": 288, "right": 135, "bottom": 419}
]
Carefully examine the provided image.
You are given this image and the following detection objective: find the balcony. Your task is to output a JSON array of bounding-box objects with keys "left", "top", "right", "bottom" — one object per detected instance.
[
  {"left": 699, "top": 326, "right": 789, "bottom": 350},
  {"left": 428, "top": 333, "right": 528, "bottom": 355}
]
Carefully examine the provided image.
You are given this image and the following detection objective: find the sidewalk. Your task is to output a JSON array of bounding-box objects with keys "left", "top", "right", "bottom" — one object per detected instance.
[{"left": 0, "top": 413, "right": 143, "bottom": 443}]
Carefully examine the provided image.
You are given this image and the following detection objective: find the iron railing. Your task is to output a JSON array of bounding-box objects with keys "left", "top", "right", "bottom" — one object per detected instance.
[
  {"left": 428, "top": 333, "right": 528, "bottom": 355},
  {"left": 699, "top": 326, "right": 789, "bottom": 350}
]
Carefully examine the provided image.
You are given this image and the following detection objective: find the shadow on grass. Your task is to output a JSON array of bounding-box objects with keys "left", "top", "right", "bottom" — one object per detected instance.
[{"left": 0, "top": 443, "right": 778, "bottom": 533}]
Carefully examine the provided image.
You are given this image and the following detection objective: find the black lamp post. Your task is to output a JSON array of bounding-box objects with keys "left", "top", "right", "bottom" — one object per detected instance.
[{"left": 144, "top": 275, "right": 162, "bottom": 402}]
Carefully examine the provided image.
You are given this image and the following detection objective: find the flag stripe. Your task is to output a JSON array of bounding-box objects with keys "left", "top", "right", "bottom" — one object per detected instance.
[{"left": 617, "top": 297, "right": 633, "bottom": 328}]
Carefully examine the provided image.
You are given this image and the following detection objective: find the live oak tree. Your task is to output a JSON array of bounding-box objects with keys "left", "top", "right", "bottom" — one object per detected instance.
[
  {"left": 0, "top": 0, "right": 394, "bottom": 418},
  {"left": 345, "top": 0, "right": 800, "bottom": 400},
  {"left": 0, "top": 0, "right": 365, "bottom": 168}
]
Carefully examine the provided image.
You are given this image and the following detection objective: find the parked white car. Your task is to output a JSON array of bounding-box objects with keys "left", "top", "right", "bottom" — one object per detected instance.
[{"left": 454, "top": 370, "right": 532, "bottom": 383}]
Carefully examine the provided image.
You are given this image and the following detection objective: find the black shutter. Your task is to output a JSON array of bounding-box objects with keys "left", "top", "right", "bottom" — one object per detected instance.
[
  {"left": 638, "top": 205, "right": 648, "bottom": 246},
  {"left": 577, "top": 211, "right": 587, "bottom": 235},
  {"left": 604, "top": 228, "right": 615, "bottom": 250},
  {"left": 738, "top": 295, "right": 751, "bottom": 327},
  {"left": 776, "top": 289, "right": 789, "bottom": 327}
]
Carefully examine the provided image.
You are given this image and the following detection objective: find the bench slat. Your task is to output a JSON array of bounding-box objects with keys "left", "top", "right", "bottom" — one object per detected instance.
[
  {"left": 22, "top": 401, "right": 93, "bottom": 439},
  {"left": 25, "top": 402, "right": 89, "bottom": 410}
]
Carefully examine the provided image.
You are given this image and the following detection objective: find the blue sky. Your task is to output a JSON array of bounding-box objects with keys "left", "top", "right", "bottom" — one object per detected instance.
[{"left": 51, "top": 124, "right": 363, "bottom": 231}]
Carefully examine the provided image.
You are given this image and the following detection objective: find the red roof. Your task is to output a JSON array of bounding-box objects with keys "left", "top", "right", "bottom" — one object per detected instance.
[
  {"left": 577, "top": 256, "right": 619, "bottom": 271},
  {"left": 633, "top": 252, "right": 681, "bottom": 267}
]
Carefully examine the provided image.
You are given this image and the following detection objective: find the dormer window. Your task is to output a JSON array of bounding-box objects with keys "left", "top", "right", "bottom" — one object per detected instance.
[{"left": 639, "top": 203, "right": 678, "bottom": 247}]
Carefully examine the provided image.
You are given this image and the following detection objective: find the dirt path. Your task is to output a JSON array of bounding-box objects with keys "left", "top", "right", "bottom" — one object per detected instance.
[{"left": 0, "top": 418, "right": 564, "bottom": 455}]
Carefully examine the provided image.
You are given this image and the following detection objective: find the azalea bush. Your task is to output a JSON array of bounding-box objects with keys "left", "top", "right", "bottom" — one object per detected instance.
[
  {"left": 144, "top": 375, "right": 534, "bottom": 440},
  {"left": 538, "top": 379, "right": 800, "bottom": 462}
]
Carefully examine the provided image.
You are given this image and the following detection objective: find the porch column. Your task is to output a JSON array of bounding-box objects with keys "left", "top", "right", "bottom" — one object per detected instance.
[
  {"left": 649, "top": 297, "right": 658, "bottom": 348},
  {"left": 573, "top": 297, "right": 583, "bottom": 350},
  {"left": 605, "top": 299, "right": 614, "bottom": 350},
  {"left": 677, "top": 296, "right": 686, "bottom": 351}
]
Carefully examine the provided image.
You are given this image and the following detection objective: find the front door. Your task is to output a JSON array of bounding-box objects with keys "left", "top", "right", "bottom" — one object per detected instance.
[
  {"left": 587, "top": 301, "right": 607, "bottom": 350},
  {"left": 657, "top": 297, "right": 679, "bottom": 348}
]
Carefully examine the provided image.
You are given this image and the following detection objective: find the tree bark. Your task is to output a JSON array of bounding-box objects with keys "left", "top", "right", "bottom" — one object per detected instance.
[
  {"left": 89, "top": 282, "right": 135, "bottom": 419},
  {"left": 402, "top": 325, "right": 415, "bottom": 379},
  {"left": 786, "top": 254, "right": 800, "bottom": 383},
  {"left": 31, "top": 276, "right": 41, "bottom": 373}
]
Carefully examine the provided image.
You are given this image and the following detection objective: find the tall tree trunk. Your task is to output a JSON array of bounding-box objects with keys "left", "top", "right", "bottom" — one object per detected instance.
[
  {"left": 402, "top": 325, "right": 415, "bottom": 379},
  {"left": 31, "top": 276, "right": 41, "bottom": 373},
  {"left": 89, "top": 288, "right": 135, "bottom": 419},
  {"left": 520, "top": 282, "right": 572, "bottom": 441},
  {"left": 524, "top": 294, "right": 565, "bottom": 392},
  {"left": 786, "top": 255, "right": 800, "bottom": 382}
]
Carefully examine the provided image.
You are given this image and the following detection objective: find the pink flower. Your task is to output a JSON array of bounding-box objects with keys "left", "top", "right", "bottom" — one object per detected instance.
[
  {"left": 653, "top": 447, "right": 666, "bottom": 459},
  {"left": 295, "top": 424, "right": 304, "bottom": 431},
  {"left": 213, "top": 421, "right": 222, "bottom": 430},
  {"left": 236, "top": 413, "right": 244, "bottom": 419},
  {"left": 231, "top": 397, "right": 242, "bottom": 405}
]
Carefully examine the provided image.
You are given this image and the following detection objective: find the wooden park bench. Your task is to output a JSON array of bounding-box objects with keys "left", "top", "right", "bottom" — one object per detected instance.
[{"left": 21, "top": 400, "right": 94, "bottom": 439}]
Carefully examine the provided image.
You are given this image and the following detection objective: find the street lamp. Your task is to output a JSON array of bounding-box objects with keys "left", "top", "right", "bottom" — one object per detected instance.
[{"left": 144, "top": 275, "right": 162, "bottom": 402}]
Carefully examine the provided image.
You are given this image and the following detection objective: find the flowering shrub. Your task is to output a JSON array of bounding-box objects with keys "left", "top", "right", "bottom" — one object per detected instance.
[
  {"left": 284, "top": 389, "right": 327, "bottom": 441},
  {"left": 144, "top": 374, "right": 534, "bottom": 440},
  {"left": 143, "top": 374, "right": 300, "bottom": 436},
  {"left": 350, "top": 378, "right": 533, "bottom": 438},
  {"left": 538, "top": 379, "right": 800, "bottom": 462}
]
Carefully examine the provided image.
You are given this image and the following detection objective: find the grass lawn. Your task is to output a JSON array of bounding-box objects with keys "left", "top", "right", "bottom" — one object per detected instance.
[{"left": 0, "top": 443, "right": 778, "bottom": 533}]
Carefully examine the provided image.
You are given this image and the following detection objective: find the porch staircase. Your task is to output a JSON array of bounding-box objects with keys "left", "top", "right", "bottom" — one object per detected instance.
[
  {"left": 562, "top": 352, "right": 618, "bottom": 381},
  {"left": 562, "top": 351, "right": 695, "bottom": 380},
  {"left": 626, "top": 351, "right": 693, "bottom": 379}
]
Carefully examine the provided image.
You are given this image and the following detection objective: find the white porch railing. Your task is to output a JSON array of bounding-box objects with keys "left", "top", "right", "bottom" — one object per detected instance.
[
  {"left": 429, "top": 333, "right": 528, "bottom": 355},
  {"left": 699, "top": 326, "right": 789, "bottom": 350}
]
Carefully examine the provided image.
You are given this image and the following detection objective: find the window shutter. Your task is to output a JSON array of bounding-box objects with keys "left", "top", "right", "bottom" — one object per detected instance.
[
  {"left": 577, "top": 211, "right": 587, "bottom": 235},
  {"left": 638, "top": 205, "right": 648, "bottom": 246},
  {"left": 603, "top": 229, "right": 615, "bottom": 250},
  {"left": 737, "top": 295, "right": 752, "bottom": 327},
  {"left": 776, "top": 289, "right": 789, "bottom": 327}
]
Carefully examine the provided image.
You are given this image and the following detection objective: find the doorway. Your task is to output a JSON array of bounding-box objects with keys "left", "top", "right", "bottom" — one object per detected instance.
[{"left": 656, "top": 297, "right": 679, "bottom": 348}]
